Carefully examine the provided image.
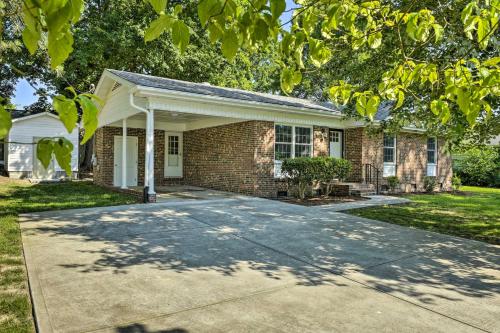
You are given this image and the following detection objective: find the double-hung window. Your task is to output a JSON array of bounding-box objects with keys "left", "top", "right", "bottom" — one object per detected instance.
[
  {"left": 427, "top": 137, "right": 437, "bottom": 176},
  {"left": 383, "top": 134, "right": 396, "bottom": 177},
  {"left": 274, "top": 124, "right": 312, "bottom": 177}
]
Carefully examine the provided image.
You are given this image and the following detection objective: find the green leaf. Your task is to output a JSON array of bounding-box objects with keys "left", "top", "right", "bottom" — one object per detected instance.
[
  {"left": 270, "top": 0, "right": 286, "bottom": 19},
  {"left": 48, "top": 29, "right": 74, "bottom": 69},
  {"left": 76, "top": 95, "right": 99, "bottom": 144},
  {"left": 0, "top": 105, "right": 12, "bottom": 139},
  {"left": 280, "top": 67, "right": 295, "bottom": 94},
  {"left": 207, "top": 22, "right": 224, "bottom": 43},
  {"left": 406, "top": 13, "right": 418, "bottom": 40},
  {"left": 477, "top": 18, "right": 491, "bottom": 49},
  {"left": 53, "top": 137, "right": 74, "bottom": 175},
  {"left": 145, "top": 14, "right": 173, "bottom": 42},
  {"left": 198, "top": 0, "right": 224, "bottom": 26},
  {"left": 309, "top": 38, "right": 332, "bottom": 68},
  {"left": 432, "top": 24, "right": 444, "bottom": 42},
  {"left": 367, "top": 31, "right": 382, "bottom": 49},
  {"left": 36, "top": 139, "right": 54, "bottom": 169},
  {"left": 53, "top": 95, "right": 78, "bottom": 133},
  {"left": 395, "top": 90, "right": 404, "bottom": 109},
  {"left": 253, "top": 17, "right": 270, "bottom": 42},
  {"left": 148, "top": 0, "right": 168, "bottom": 14},
  {"left": 46, "top": 2, "right": 72, "bottom": 33},
  {"left": 355, "top": 94, "right": 368, "bottom": 116},
  {"left": 22, "top": 26, "right": 41, "bottom": 55},
  {"left": 70, "top": 0, "right": 84, "bottom": 23},
  {"left": 221, "top": 29, "right": 239, "bottom": 61},
  {"left": 171, "top": 20, "right": 190, "bottom": 54},
  {"left": 366, "top": 95, "right": 380, "bottom": 120},
  {"left": 482, "top": 57, "right": 500, "bottom": 66}
]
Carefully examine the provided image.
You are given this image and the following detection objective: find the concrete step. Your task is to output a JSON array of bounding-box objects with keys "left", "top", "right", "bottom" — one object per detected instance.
[
  {"left": 350, "top": 189, "right": 377, "bottom": 196},
  {"left": 340, "top": 182, "right": 375, "bottom": 190}
]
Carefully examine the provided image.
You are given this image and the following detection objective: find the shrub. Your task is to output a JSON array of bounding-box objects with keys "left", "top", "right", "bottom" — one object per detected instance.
[
  {"left": 453, "top": 147, "right": 499, "bottom": 186},
  {"left": 452, "top": 175, "right": 462, "bottom": 191},
  {"left": 313, "top": 157, "right": 335, "bottom": 196},
  {"left": 335, "top": 158, "right": 352, "bottom": 182},
  {"left": 281, "top": 157, "right": 353, "bottom": 198},
  {"left": 281, "top": 157, "right": 316, "bottom": 199},
  {"left": 424, "top": 176, "right": 436, "bottom": 193},
  {"left": 386, "top": 176, "right": 400, "bottom": 192},
  {"left": 313, "top": 157, "right": 352, "bottom": 196}
]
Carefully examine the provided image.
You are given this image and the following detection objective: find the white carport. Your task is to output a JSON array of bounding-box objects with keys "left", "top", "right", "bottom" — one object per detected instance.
[{"left": 94, "top": 69, "right": 350, "bottom": 202}]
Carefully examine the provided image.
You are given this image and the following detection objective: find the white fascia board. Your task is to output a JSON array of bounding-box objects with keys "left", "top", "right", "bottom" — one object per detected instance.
[
  {"left": 135, "top": 86, "right": 343, "bottom": 119},
  {"left": 12, "top": 112, "right": 59, "bottom": 123}
]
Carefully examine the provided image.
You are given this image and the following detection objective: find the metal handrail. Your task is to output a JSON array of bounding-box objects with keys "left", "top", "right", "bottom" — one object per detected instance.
[{"left": 363, "top": 163, "right": 381, "bottom": 194}]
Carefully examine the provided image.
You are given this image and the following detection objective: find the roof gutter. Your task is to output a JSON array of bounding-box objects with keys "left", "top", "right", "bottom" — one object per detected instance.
[{"left": 128, "top": 87, "right": 148, "bottom": 114}]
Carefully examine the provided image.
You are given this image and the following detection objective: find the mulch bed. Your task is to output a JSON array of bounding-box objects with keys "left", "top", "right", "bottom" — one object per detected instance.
[{"left": 279, "top": 195, "right": 369, "bottom": 206}]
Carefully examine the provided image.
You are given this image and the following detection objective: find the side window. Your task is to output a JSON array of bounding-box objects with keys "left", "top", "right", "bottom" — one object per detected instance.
[
  {"left": 383, "top": 134, "right": 396, "bottom": 176},
  {"left": 427, "top": 137, "right": 437, "bottom": 176}
]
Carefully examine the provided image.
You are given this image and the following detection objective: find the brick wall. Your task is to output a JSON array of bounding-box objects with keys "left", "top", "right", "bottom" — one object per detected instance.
[
  {"left": 313, "top": 126, "right": 329, "bottom": 157},
  {"left": 93, "top": 127, "right": 165, "bottom": 187},
  {"left": 345, "top": 128, "right": 364, "bottom": 182},
  {"left": 344, "top": 128, "right": 453, "bottom": 192},
  {"left": 183, "top": 120, "right": 279, "bottom": 197}
]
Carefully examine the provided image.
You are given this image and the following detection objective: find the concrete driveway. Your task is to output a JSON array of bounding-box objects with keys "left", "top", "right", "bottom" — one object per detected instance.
[{"left": 20, "top": 196, "right": 500, "bottom": 333}]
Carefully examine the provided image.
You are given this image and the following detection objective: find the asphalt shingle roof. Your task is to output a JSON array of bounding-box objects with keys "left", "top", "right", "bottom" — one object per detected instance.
[{"left": 108, "top": 69, "right": 342, "bottom": 115}]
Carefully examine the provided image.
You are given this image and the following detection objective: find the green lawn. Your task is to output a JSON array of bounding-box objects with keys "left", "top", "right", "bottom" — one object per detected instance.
[
  {"left": 347, "top": 186, "right": 500, "bottom": 245},
  {"left": 0, "top": 178, "right": 137, "bottom": 333}
]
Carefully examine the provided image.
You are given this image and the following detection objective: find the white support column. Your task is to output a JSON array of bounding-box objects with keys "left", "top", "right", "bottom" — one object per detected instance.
[
  {"left": 121, "top": 118, "right": 127, "bottom": 189},
  {"left": 147, "top": 109, "right": 155, "bottom": 195},
  {"left": 144, "top": 114, "right": 149, "bottom": 189}
]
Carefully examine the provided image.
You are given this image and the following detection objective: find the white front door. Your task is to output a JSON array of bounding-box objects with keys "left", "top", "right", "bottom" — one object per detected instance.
[
  {"left": 33, "top": 137, "right": 56, "bottom": 179},
  {"left": 165, "top": 132, "right": 183, "bottom": 177},
  {"left": 329, "top": 130, "right": 343, "bottom": 158},
  {"left": 113, "top": 136, "right": 138, "bottom": 187}
]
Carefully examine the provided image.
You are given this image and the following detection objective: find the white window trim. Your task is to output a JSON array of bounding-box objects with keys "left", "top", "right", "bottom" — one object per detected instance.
[
  {"left": 274, "top": 123, "right": 313, "bottom": 178},
  {"left": 427, "top": 137, "right": 438, "bottom": 176},
  {"left": 383, "top": 134, "right": 397, "bottom": 177}
]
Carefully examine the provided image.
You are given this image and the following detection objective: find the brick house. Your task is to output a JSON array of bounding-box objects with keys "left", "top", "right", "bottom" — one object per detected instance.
[{"left": 93, "top": 70, "right": 452, "bottom": 201}]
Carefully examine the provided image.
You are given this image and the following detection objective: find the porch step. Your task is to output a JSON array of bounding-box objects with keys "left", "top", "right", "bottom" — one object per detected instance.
[
  {"left": 339, "top": 182, "right": 377, "bottom": 196},
  {"left": 350, "top": 189, "right": 377, "bottom": 196}
]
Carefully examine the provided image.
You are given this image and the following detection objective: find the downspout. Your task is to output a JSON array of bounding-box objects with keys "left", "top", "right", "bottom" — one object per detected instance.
[{"left": 128, "top": 89, "right": 150, "bottom": 189}]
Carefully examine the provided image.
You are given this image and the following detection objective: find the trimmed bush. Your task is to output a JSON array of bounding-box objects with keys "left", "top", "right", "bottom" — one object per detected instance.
[
  {"left": 424, "top": 176, "right": 436, "bottom": 193},
  {"left": 386, "top": 176, "right": 400, "bottom": 193},
  {"left": 281, "top": 157, "right": 316, "bottom": 199},
  {"left": 281, "top": 156, "right": 352, "bottom": 198},
  {"left": 335, "top": 158, "right": 352, "bottom": 182},
  {"left": 453, "top": 147, "right": 499, "bottom": 187}
]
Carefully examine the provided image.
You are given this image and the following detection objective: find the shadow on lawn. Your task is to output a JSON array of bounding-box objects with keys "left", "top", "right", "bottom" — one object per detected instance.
[{"left": 21, "top": 196, "right": 500, "bottom": 308}]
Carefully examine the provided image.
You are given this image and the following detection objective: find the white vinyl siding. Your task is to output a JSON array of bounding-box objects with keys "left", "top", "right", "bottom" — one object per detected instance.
[
  {"left": 7, "top": 114, "right": 79, "bottom": 173},
  {"left": 427, "top": 137, "right": 437, "bottom": 176},
  {"left": 383, "top": 134, "right": 396, "bottom": 177},
  {"left": 274, "top": 124, "right": 313, "bottom": 177}
]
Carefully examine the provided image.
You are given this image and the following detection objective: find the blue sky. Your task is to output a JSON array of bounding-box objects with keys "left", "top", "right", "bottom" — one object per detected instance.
[{"left": 12, "top": 0, "right": 297, "bottom": 108}]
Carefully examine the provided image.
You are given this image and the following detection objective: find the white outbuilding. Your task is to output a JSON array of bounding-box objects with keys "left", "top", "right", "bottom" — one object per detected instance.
[{"left": 0, "top": 111, "right": 79, "bottom": 180}]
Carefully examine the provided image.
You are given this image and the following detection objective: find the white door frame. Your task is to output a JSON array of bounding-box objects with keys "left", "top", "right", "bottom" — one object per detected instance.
[
  {"left": 113, "top": 136, "right": 138, "bottom": 187},
  {"left": 164, "top": 132, "right": 183, "bottom": 178},
  {"left": 329, "top": 129, "right": 343, "bottom": 158}
]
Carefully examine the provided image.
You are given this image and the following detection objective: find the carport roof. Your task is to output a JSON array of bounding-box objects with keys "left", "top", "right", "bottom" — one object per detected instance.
[{"left": 108, "top": 69, "right": 342, "bottom": 115}]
